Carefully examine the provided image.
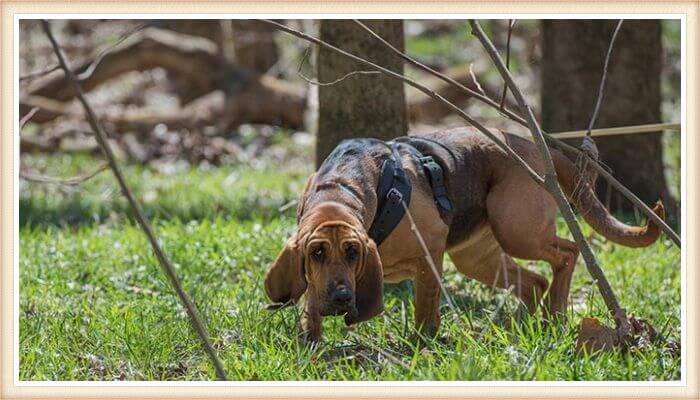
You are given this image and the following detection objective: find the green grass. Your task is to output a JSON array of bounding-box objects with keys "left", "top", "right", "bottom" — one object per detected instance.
[
  {"left": 19, "top": 153, "right": 311, "bottom": 227},
  {"left": 19, "top": 154, "right": 681, "bottom": 381}
]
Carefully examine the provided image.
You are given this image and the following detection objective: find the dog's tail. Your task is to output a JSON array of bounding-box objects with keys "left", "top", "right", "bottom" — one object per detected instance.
[{"left": 552, "top": 151, "right": 664, "bottom": 248}]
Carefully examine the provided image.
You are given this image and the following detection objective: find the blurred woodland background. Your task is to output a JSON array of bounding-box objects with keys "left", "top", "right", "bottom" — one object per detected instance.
[
  {"left": 17, "top": 19, "right": 682, "bottom": 381},
  {"left": 19, "top": 19, "right": 681, "bottom": 224}
]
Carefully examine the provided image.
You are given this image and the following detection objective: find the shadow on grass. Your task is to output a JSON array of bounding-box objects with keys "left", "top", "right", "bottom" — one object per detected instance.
[
  {"left": 19, "top": 193, "right": 296, "bottom": 228},
  {"left": 383, "top": 278, "right": 512, "bottom": 322}
]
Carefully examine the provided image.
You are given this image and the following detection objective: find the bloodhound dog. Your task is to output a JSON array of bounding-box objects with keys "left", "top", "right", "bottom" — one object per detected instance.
[{"left": 265, "top": 127, "right": 664, "bottom": 342}]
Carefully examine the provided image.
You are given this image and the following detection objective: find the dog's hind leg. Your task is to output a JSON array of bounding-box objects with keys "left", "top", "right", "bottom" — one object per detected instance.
[
  {"left": 485, "top": 177, "right": 580, "bottom": 318},
  {"left": 539, "top": 237, "right": 579, "bottom": 316},
  {"left": 448, "top": 227, "right": 549, "bottom": 314}
]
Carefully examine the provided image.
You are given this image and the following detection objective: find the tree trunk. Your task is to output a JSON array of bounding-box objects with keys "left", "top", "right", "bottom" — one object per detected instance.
[
  {"left": 316, "top": 20, "right": 407, "bottom": 166},
  {"left": 541, "top": 20, "right": 673, "bottom": 219}
]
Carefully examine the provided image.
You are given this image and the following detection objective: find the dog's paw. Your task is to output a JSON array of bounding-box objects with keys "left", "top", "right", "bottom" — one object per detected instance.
[{"left": 299, "top": 330, "right": 322, "bottom": 347}]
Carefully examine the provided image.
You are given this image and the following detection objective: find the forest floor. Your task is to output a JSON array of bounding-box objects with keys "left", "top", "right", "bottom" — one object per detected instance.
[{"left": 19, "top": 148, "right": 681, "bottom": 381}]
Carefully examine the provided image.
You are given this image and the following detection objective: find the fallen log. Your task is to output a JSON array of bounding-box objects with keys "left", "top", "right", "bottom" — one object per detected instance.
[
  {"left": 23, "top": 75, "right": 306, "bottom": 133},
  {"left": 20, "top": 95, "right": 78, "bottom": 123},
  {"left": 20, "top": 27, "right": 307, "bottom": 128},
  {"left": 23, "top": 28, "right": 224, "bottom": 103}
]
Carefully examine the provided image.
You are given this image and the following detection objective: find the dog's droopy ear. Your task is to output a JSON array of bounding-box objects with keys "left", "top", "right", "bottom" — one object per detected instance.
[
  {"left": 345, "top": 238, "right": 383, "bottom": 325},
  {"left": 264, "top": 236, "right": 307, "bottom": 308}
]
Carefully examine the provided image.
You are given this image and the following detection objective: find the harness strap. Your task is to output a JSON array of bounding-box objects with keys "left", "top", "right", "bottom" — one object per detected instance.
[
  {"left": 368, "top": 140, "right": 453, "bottom": 246},
  {"left": 394, "top": 138, "right": 453, "bottom": 213},
  {"left": 417, "top": 155, "right": 453, "bottom": 212},
  {"left": 368, "top": 143, "right": 411, "bottom": 245}
]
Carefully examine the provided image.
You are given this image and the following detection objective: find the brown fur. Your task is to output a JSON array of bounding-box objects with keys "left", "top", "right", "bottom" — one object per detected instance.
[{"left": 265, "top": 127, "right": 664, "bottom": 342}]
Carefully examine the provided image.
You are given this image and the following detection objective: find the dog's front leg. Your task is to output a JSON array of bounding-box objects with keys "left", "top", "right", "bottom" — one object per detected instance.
[
  {"left": 300, "top": 287, "right": 322, "bottom": 343},
  {"left": 414, "top": 253, "right": 443, "bottom": 338}
]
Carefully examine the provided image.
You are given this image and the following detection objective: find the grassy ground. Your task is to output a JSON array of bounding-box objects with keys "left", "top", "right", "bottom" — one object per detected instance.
[{"left": 19, "top": 153, "right": 681, "bottom": 381}]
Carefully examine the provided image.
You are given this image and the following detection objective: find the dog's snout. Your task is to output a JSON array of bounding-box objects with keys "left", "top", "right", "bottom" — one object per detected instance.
[{"left": 330, "top": 287, "right": 353, "bottom": 305}]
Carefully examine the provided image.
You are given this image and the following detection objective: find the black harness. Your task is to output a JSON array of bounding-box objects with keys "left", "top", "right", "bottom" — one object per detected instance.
[{"left": 368, "top": 140, "right": 453, "bottom": 245}]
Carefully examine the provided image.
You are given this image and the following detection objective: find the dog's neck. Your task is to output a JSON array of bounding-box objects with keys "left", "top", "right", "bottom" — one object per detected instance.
[
  {"left": 302, "top": 185, "right": 370, "bottom": 229},
  {"left": 305, "top": 139, "right": 393, "bottom": 232}
]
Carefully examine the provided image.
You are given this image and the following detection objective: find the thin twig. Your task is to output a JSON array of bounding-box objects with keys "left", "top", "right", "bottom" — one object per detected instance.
[
  {"left": 577, "top": 20, "right": 623, "bottom": 211},
  {"left": 261, "top": 298, "right": 296, "bottom": 327},
  {"left": 261, "top": 19, "right": 544, "bottom": 186},
  {"left": 75, "top": 22, "right": 150, "bottom": 82},
  {"left": 470, "top": 20, "right": 625, "bottom": 321},
  {"left": 297, "top": 47, "right": 379, "bottom": 86},
  {"left": 278, "top": 199, "right": 298, "bottom": 213},
  {"left": 586, "top": 20, "right": 624, "bottom": 137},
  {"left": 354, "top": 18, "right": 679, "bottom": 248},
  {"left": 492, "top": 285, "right": 516, "bottom": 321},
  {"left": 302, "top": 70, "right": 380, "bottom": 87},
  {"left": 41, "top": 20, "right": 229, "bottom": 381},
  {"left": 19, "top": 64, "right": 61, "bottom": 82},
  {"left": 499, "top": 19, "right": 516, "bottom": 109},
  {"left": 552, "top": 122, "right": 680, "bottom": 139},
  {"left": 400, "top": 200, "right": 458, "bottom": 314},
  {"left": 20, "top": 162, "right": 108, "bottom": 186},
  {"left": 20, "top": 22, "right": 149, "bottom": 84},
  {"left": 348, "top": 332, "right": 411, "bottom": 369},
  {"left": 19, "top": 107, "right": 39, "bottom": 130},
  {"left": 468, "top": 63, "right": 486, "bottom": 96},
  {"left": 353, "top": 19, "right": 525, "bottom": 124}
]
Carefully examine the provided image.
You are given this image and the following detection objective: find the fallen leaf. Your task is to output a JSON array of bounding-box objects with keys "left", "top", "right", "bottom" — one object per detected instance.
[
  {"left": 576, "top": 315, "right": 681, "bottom": 356},
  {"left": 576, "top": 317, "right": 617, "bottom": 353}
]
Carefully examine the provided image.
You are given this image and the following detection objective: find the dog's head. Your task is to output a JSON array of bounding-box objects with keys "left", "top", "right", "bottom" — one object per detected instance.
[{"left": 264, "top": 202, "right": 383, "bottom": 325}]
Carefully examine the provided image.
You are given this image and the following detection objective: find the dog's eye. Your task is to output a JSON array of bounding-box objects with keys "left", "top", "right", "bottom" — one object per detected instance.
[
  {"left": 345, "top": 245, "right": 358, "bottom": 263},
  {"left": 311, "top": 247, "right": 325, "bottom": 263}
]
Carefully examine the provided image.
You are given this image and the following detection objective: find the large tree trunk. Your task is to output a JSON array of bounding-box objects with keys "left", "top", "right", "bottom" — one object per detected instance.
[
  {"left": 316, "top": 20, "right": 407, "bottom": 166},
  {"left": 541, "top": 20, "right": 673, "bottom": 218}
]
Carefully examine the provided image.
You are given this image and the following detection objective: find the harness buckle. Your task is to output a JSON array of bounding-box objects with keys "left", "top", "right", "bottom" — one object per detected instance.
[
  {"left": 418, "top": 155, "right": 435, "bottom": 164},
  {"left": 386, "top": 188, "right": 403, "bottom": 203}
]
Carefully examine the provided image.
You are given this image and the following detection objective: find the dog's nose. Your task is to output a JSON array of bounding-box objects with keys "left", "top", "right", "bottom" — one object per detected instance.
[{"left": 330, "top": 287, "right": 353, "bottom": 305}]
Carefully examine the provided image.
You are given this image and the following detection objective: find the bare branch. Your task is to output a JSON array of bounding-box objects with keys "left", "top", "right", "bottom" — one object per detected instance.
[
  {"left": 400, "top": 200, "right": 458, "bottom": 313},
  {"left": 499, "top": 19, "right": 517, "bottom": 108},
  {"left": 348, "top": 332, "right": 411, "bottom": 369},
  {"left": 19, "top": 64, "right": 61, "bottom": 83},
  {"left": 24, "top": 27, "right": 224, "bottom": 104},
  {"left": 297, "top": 47, "right": 380, "bottom": 86},
  {"left": 20, "top": 162, "right": 108, "bottom": 186},
  {"left": 278, "top": 199, "right": 298, "bottom": 213},
  {"left": 354, "top": 19, "right": 678, "bottom": 246},
  {"left": 552, "top": 122, "right": 680, "bottom": 139},
  {"left": 586, "top": 20, "right": 624, "bottom": 137},
  {"left": 261, "top": 19, "right": 545, "bottom": 186},
  {"left": 19, "top": 107, "right": 39, "bottom": 130},
  {"left": 470, "top": 20, "right": 626, "bottom": 322},
  {"left": 301, "top": 69, "right": 380, "bottom": 87},
  {"left": 467, "top": 63, "right": 486, "bottom": 96},
  {"left": 41, "top": 20, "right": 229, "bottom": 381},
  {"left": 19, "top": 23, "right": 149, "bottom": 85},
  {"left": 74, "top": 22, "right": 151, "bottom": 82},
  {"left": 353, "top": 19, "right": 526, "bottom": 125}
]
